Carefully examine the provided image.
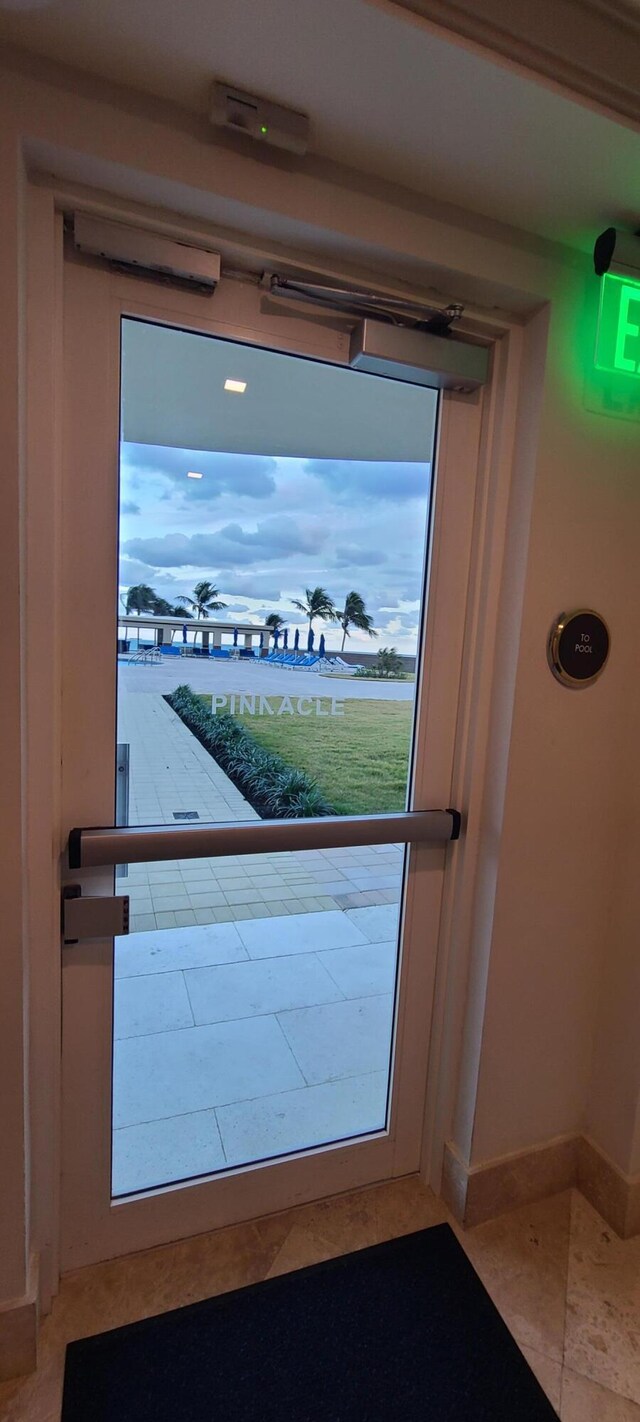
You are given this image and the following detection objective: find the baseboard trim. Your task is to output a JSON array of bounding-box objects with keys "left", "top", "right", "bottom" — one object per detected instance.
[
  {"left": 443, "top": 1134, "right": 640, "bottom": 1237},
  {"left": 577, "top": 1136, "right": 640, "bottom": 1240},
  {"left": 0, "top": 1255, "right": 39, "bottom": 1382}
]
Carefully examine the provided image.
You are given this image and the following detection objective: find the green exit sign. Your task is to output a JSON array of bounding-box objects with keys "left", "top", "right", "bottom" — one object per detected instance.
[{"left": 595, "top": 272, "right": 640, "bottom": 377}]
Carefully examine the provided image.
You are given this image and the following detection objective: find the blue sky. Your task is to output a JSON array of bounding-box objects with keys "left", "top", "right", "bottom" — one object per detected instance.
[{"left": 119, "top": 444, "right": 432, "bottom": 653}]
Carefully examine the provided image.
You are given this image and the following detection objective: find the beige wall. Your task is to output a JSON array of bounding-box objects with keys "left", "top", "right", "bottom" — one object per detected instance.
[
  {"left": 0, "top": 53, "right": 638, "bottom": 1312},
  {"left": 469, "top": 284, "right": 638, "bottom": 1162},
  {"left": 585, "top": 673, "right": 640, "bottom": 1180}
]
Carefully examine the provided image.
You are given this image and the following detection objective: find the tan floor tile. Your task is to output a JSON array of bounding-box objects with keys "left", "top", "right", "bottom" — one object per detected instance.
[
  {"left": 521, "top": 1345, "right": 563, "bottom": 1412},
  {"left": 64, "top": 1220, "right": 280, "bottom": 1335},
  {"left": 290, "top": 1181, "right": 388, "bottom": 1253},
  {"left": 372, "top": 1175, "right": 448, "bottom": 1241},
  {"left": 564, "top": 1192, "right": 640, "bottom": 1403},
  {"left": 6, "top": 1174, "right": 636, "bottom": 1422},
  {"left": 0, "top": 1326, "right": 64, "bottom": 1422},
  {"left": 561, "top": 1367, "right": 640, "bottom": 1419},
  {"left": 265, "top": 1225, "right": 337, "bottom": 1278},
  {"left": 451, "top": 1191, "right": 572, "bottom": 1362},
  {"left": 0, "top": 1184, "right": 439, "bottom": 1420}
]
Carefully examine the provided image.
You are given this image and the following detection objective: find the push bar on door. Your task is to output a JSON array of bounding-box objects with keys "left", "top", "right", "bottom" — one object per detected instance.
[{"left": 68, "top": 810, "right": 461, "bottom": 870}]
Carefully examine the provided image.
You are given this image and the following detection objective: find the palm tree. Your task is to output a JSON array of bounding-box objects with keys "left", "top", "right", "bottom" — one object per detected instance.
[
  {"left": 376, "top": 646, "right": 405, "bottom": 678},
  {"left": 291, "top": 586, "right": 337, "bottom": 637},
  {"left": 265, "top": 612, "right": 286, "bottom": 649},
  {"left": 149, "top": 595, "right": 175, "bottom": 616},
  {"left": 124, "top": 583, "right": 157, "bottom": 615},
  {"left": 337, "top": 591, "right": 377, "bottom": 652},
  {"left": 124, "top": 583, "right": 157, "bottom": 647},
  {"left": 176, "top": 580, "right": 227, "bottom": 646}
]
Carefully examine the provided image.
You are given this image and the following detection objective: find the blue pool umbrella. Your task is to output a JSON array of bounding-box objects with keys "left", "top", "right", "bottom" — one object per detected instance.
[
  {"left": 260, "top": 632, "right": 265, "bottom": 648},
  {"left": 182, "top": 624, "right": 188, "bottom": 644},
  {"left": 283, "top": 628, "right": 288, "bottom": 650},
  {"left": 273, "top": 627, "right": 280, "bottom": 648},
  {"left": 233, "top": 627, "right": 238, "bottom": 646},
  {"left": 307, "top": 628, "right": 315, "bottom": 652},
  {"left": 294, "top": 628, "right": 300, "bottom": 652},
  {"left": 319, "top": 632, "right": 326, "bottom": 658}
]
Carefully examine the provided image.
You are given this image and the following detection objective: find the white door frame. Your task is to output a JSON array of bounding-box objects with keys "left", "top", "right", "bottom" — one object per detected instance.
[
  {"left": 57, "top": 251, "right": 483, "bottom": 1268},
  {"left": 22, "top": 185, "right": 535, "bottom": 1296}
]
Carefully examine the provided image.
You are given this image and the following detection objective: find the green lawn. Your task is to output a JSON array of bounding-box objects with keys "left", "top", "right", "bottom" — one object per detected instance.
[{"left": 201, "top": 694, "right": 414, "bottom": 815}]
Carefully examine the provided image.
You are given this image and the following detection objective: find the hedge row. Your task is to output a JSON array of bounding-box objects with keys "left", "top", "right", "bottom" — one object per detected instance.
[{"left": 165, "top": 684, "right": 335, "bottom": 819}]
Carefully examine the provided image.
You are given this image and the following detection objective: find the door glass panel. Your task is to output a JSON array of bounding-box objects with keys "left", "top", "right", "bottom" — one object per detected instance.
[{"left": 113, "top": 318, "right": 437, "bottom": 1195}]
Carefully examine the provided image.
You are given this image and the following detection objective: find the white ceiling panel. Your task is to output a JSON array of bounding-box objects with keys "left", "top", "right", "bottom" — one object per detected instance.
[{"left": 121, "top": 317, "right": 437, "bottom": 461}]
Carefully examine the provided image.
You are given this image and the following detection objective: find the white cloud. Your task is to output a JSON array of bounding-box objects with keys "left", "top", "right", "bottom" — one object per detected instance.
[{"left": 118, "top": 449, "right": 431, "bottom": 652}]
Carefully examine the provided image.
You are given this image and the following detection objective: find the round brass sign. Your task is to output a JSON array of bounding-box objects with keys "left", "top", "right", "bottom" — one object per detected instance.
[{"left": 548, "top": 609, "right": 610, "bottom": 688}]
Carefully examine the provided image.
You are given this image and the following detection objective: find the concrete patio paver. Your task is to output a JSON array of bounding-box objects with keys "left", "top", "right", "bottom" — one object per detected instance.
[
  {"left": 184, "top": 954, "right": 344, "bottom": 1025},
  {"left": 112, "top": 907, "right": 398, "bottom": 1194},
  {"left": 277, "top": 994, "right": 394, "bottom": 1085},
  {"left": 113, "top": 1110, "right": 227, "bottom": 1195},
  {"left": 114, "top": 1013, "right": 306, "bottom": 1129},
  {"left": 216, "top": 1072, "right": 388, "bottom": 1167},
  {"left": 114, "top": 971, "right": 195, "bottom": 1038}
]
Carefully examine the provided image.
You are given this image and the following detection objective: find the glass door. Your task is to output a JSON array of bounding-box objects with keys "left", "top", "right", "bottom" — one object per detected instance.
[{"left": 61, "top": 255, "right": 481, "bottom": 1269}]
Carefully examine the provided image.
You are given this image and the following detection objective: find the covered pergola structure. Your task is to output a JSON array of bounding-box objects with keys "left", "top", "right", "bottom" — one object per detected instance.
[{"left": 117, "top": 615, "right": 273, "bottom": 654}]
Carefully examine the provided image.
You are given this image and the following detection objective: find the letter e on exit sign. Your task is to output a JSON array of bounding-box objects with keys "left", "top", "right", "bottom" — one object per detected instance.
[{"left": 595, "top": 273, "right": 640, "bottom": 378}]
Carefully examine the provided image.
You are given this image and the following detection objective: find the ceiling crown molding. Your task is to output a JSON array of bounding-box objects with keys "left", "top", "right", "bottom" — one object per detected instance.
[{"left": 377, "top": 0, "right": 640, "bottom": 127}]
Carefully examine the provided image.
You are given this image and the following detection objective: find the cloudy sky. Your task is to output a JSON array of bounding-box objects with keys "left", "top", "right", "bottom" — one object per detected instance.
[{"left": 119, "top": 444, "right": 432, "bottom": 653}]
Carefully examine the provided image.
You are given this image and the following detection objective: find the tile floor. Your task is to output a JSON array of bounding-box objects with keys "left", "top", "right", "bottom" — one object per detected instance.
[
  {"left": 113, "top": 906, "right": 396, "bottom": 1194},
  {"left": 1, "top": 1179, "right": 638, "bottom": 1419},
  {"left": 125, "top": 843, "right": 403, "bottom": 932}
]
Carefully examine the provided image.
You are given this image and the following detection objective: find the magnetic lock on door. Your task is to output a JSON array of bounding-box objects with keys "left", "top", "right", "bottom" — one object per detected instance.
[{"left": 62, "top": 886, "right": 130, "bottom": 944}]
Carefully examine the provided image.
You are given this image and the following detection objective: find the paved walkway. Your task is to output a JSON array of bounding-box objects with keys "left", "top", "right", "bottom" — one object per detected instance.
[
  {"left": 113, "top": 904, "right": 397, "bottom": 1194},
  {"left": 120, "top": 690, "right": 403, "bottom": 932},
  {"left": 119, "top": 690, "right": 257, "bottom": 828}
]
